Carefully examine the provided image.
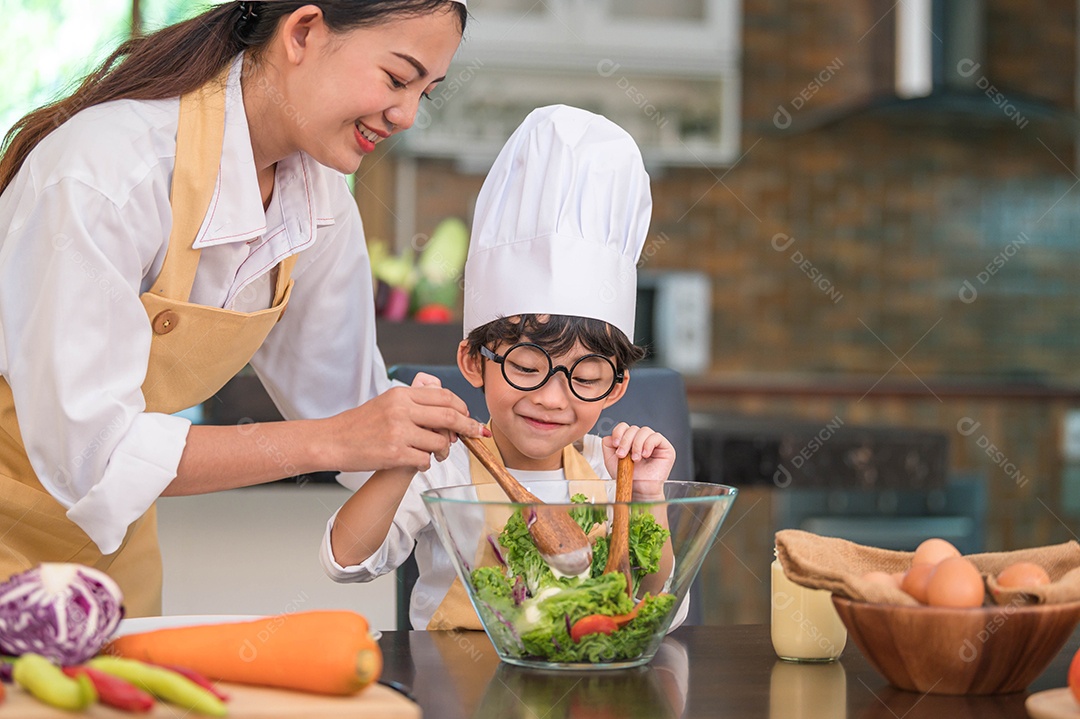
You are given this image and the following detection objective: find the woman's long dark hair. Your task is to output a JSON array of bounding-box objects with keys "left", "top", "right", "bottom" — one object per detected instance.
[{"left": 0, "top": 1, "right": 466, "bottom": 193}]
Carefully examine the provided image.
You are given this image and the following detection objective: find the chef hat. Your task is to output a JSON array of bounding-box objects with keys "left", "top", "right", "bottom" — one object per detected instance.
[{"left": 463, "top": 105, "right": 651, "bottom": 340}]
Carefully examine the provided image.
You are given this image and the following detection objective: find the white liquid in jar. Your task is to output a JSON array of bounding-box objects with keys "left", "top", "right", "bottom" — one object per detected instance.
[{"left": 770, "top": 559, "right": 847, "bottom": 662}]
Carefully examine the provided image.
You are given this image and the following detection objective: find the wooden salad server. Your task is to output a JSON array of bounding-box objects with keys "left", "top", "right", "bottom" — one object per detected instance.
[
  {"left": 460, "top": 435, "right": 593, "bottom": 577},
  {"left": 603, "top": 455, "right": 635, "bottom": 597}
]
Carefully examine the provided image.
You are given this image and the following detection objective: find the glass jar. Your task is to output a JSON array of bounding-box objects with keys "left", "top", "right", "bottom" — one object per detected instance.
[{"left": 770, "top": 557, "right": 847, "bottom": 662}]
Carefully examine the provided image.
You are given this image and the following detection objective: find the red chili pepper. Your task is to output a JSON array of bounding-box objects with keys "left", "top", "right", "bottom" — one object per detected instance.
[
  {"left": 63, "top": 666, "right": 154, "bottom": 713},
  {"left": 0, "top": 679, "right": 6, "bottom": 704},
  {"left": 152, "top": 663, "right": 229, "bottom": 702}
]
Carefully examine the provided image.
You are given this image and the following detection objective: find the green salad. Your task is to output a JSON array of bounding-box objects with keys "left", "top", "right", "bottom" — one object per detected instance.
[{"left": 470, "top": 494, "right": 678, "bottom": 663}]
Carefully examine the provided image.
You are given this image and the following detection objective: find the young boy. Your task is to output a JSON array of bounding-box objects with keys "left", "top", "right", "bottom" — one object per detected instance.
[{"left": 320, "top": 105, "right": 680, "bottom": 631}]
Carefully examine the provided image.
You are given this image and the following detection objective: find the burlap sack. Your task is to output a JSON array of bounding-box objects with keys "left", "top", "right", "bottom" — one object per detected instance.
[{"left": 775, "top": 529, "right": 1080, "bottom": 607}]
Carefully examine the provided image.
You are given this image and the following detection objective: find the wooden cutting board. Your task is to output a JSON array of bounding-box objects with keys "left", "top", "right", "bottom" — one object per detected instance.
[{"left": 1, "top": 681, "right": 421, "bottom": 718}]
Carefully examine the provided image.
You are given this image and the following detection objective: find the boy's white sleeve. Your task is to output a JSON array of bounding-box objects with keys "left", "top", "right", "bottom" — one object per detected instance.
[
  {"left": 667, "top": 592, "right": 691, "bottom": 632},
  {"left": 582, "top": 434, "right": 612, "bottom": 479},
  {"left": 320, "top": 444, "right": 470, "bottom": 583}
]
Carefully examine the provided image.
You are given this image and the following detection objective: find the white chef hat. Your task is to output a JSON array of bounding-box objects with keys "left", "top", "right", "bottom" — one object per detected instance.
[{"left": 463, "top": 105, "right": 651, "bottom": 340}]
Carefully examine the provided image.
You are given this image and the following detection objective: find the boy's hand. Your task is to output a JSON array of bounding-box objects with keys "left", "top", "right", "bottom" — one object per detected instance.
[{"left": 602, "top": 422, "right": 675, "bottom": 498}]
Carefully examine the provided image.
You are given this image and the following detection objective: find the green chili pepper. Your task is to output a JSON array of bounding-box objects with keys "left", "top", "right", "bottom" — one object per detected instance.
[
  {"left": 13, "top": 653, "right": 97, "bottom": 711},
  {"left": 88, "top": 656, "right": 227, "bottom": 717}
]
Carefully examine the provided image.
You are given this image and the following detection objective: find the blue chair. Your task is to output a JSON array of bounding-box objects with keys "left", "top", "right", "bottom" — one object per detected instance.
[{"left": 387, "top": 364, "right": 698, "bottom": 629}]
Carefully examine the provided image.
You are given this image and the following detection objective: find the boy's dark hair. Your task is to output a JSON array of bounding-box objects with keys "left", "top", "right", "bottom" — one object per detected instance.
[{"left": 465, "top": 314, "right": 647, "bottom": 371}]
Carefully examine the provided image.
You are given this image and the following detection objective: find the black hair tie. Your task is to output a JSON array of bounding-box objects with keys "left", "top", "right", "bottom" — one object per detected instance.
[{"left": 235, "top": 1, "right": 260, "bottom": 40}]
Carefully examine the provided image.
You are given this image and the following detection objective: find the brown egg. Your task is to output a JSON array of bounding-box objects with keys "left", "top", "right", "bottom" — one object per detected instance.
[
  {"left": 997, "top": 562, "right": 1051, "bottom": 589},
  {"left": 901, "top": 563, "right": 936, "bottom": 603},
  {"left": 912, "top": 538, "right": 961, "bottom": 567},
  {"left": 927, "top": 557, "right": 985, "bottom": 608},
  {"left": 862, "top": 571, "right": 900, "bottom": 589}
]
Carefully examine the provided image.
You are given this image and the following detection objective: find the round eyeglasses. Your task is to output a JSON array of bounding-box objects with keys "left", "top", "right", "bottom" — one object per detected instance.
[{"left": 480, "top": 343, "right": 625, "bottom": 402}]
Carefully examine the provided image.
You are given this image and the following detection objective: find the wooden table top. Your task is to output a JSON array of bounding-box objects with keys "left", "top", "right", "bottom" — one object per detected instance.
[{"left": 377, "top": 624, "right": 1080, "bottom": 718}]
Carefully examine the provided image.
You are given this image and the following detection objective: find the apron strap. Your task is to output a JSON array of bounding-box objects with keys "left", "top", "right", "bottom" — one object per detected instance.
[
  {"left": 146, "top": 70, "right": 229, "bottom": 302},
  {"left": 273, "top": 254, "right": 298, "bottom": 305}
]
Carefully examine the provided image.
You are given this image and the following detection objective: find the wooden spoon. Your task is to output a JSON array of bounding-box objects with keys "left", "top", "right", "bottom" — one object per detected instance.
[
  {"left": 460, "top": 435, "right": 593, "bottom": 577},
  {"left": 603, "top": 456, "right": 635, "bottom": 597}
]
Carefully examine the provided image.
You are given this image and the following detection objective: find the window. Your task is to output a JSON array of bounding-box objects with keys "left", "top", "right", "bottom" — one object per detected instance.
[
  {"left": 135, "top": 0, "right": 206, "bottom": 33},
  {"left": 1, "top": 0, "right": 131, "bottom": 136},
  {"left": 0, "top": 0, "right": 208, "bottom": 139}
]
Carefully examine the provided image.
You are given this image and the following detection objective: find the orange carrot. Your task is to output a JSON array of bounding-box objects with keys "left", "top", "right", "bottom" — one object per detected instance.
[{"left": 105, "top": 611, "right": 380, "bottom": 696}]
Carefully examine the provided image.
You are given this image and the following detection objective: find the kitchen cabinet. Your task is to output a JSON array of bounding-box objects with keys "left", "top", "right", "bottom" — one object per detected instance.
[{"left": 397, "top": 0, "right": 742, "bottom": 170}]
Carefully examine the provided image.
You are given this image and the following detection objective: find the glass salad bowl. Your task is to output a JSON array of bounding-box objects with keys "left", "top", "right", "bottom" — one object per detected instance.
[{"left": 421, "top": 480, "right": 737, "bottom": 670}]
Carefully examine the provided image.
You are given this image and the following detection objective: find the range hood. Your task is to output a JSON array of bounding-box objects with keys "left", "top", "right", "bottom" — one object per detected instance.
[{"left": 782, "top": 0, "right": 1080, "bottom": 134}]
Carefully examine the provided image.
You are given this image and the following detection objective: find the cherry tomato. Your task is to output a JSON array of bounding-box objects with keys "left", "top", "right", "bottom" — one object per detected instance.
[
  {"left": 570, "top": 615, "right": 619, "bottom": 643},
  {"left": 413, "top": 304, "right": 453, "bottom": 323}
]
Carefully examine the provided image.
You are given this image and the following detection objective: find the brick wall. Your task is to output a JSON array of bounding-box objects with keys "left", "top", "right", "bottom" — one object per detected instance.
[{"left": 410, "top": 0, "right": 1080, "bottom": 382}]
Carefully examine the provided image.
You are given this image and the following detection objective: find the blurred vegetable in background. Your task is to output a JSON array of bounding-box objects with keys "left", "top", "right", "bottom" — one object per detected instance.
[{"left": 370, "top": 217, "right": 469, "bottom": 323}]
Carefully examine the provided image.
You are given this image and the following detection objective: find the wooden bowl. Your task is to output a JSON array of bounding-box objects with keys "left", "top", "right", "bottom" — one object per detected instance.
[{"left": 832, "top": 596, "right": 1080, "bottom": 695}]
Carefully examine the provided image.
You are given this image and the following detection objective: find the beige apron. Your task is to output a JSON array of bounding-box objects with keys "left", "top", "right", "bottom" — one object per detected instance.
[
  {"left": 426, "top": 435, "right": 599, "bottom": 630},
  {"left": 0, "top": 69, "right": 298, "bottom": 617}
]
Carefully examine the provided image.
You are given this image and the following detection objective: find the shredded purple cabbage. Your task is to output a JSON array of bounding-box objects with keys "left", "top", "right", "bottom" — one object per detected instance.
[
  {"left": 0, "top": 661, "right": 12, "bottom": 683},
  {"left": 487, "top": 535, "right": 507, "bottom": 567},
  {"left": 481, "top": 602, "right": 523, "bottom": 649},
  {"left": 565, "top": 613, "right": 573, "bottom": 635},
  {"left": 0, "top": 564, "right": 124, "bottom": 665},
  {"left": 511, "top": 576, "right": 527, "bottom": 606}
]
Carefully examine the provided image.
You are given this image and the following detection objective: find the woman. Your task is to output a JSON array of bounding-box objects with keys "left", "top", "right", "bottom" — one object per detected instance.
[{"left": 0, "top": 0, "right": 482, "bottom": 617}]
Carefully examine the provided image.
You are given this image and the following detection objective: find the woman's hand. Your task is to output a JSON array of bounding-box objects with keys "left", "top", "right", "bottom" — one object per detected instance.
[
  {"left": 602, "top": 422, "right": 675, "bottom": 499},
  {"left": 324, "top": 378, "right": 485, "bottom": 472},
  {"left": 409, "top": 371, "right": 455, "bottom": 461},
  {"left": 172, "top": 376, "right": 486, "bottom": 496}
]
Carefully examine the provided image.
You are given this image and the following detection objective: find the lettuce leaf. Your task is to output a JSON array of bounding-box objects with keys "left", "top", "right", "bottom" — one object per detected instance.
[
  {"left": 628, "top": 511, "right": 668, "bottom": 587},
  {"left": 522, "top": 582, "right": 677, "bottom": 663},
  {"left": 498, "top": 507, "right": 559, "bottom": 594},
  {"left": 472, "top": 566, "right": 512, "bottom": 600},
  {"left": 471, "top": 494, "right": 676, "bottom": 663},
  {"left": 500, "top": 498, "right": 606, "bottom": 594},
  {"left": 568, "top": 492, "right": 605, "bottom": 533}
]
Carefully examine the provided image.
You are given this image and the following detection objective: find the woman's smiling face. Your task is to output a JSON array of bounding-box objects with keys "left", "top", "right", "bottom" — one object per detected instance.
[{"left": 271, "top": 6, "right": 462, "bottom": 173}]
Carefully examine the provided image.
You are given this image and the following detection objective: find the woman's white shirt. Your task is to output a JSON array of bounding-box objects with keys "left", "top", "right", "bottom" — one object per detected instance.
[{"left": 0, "top": 56, "right": 392, "bottom": 554}]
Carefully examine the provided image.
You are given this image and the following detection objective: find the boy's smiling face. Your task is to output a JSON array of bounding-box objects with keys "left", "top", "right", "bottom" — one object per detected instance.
[{"left": 457, "top": 339, "right": 627, "bottom": 471}]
